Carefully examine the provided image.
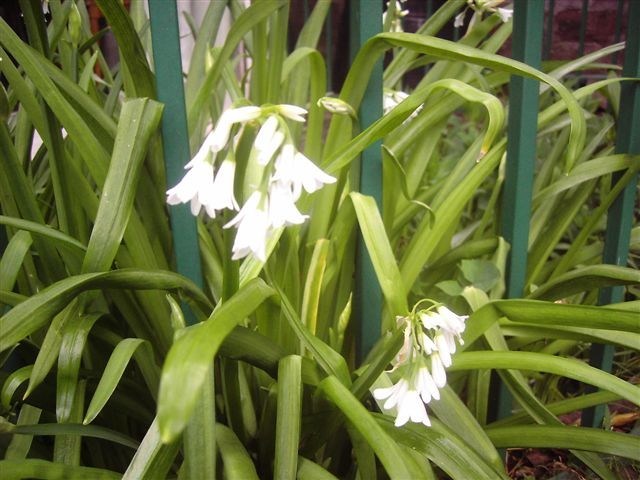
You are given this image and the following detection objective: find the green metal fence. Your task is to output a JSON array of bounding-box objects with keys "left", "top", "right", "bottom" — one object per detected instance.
[{"left": 148, "top": 0, "right": 639, "bottom": 426}]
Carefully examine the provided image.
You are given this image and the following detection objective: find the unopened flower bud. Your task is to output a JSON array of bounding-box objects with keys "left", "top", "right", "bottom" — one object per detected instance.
[
  {"left": 68, "top": 2, "right": 82, "bottom": 46},
  {"left": 317, "top": 97, "right": 357, "bottom": 118}
]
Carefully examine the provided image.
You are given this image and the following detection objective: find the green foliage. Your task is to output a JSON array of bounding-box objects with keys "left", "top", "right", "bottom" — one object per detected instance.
[{"left": 0, "top": 1, "right": 638, "bottom": 478}]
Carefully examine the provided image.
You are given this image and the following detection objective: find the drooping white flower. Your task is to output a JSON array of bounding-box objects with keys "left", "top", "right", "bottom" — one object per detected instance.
[
  {"left": 415, "top": 364, "right": 440, "bottom": 403},
  {"left": 254, "top": 116, "right": 279, "bottom": 150},
  {"left": 166, "top": 154, "right": 215, "bottom": 216},
  {"left": 419, "top": 332, "right": 437, "bottom": 355},
  {"left": 268, "top": 181, "right": 308, "bottom": 228},
  {"left": 374, "top": 377, "right": 409, "bottom": 410},
  {"left": 434, "top": 330, "right": 452, "bottom": 367},
  {"left": 383, "top": 89, "right": 423, "bottom": 124},
  {"left": 293, "top": 152, "right": 337, "bottom": 196},
  {"left": 275, "top": 104, "right": 308, "bottom": 123},
  {"left": 395, "top": 389, "right": 430, "bottom": 427},
  {"left": 435, "top": 306, "right": 467, "bottom": 339},
  {"left": 272, "top": 147, "right": 336, "bottom": 200},
  {"left": 454, "top": 10, "right": 467, "bottom": 28},
  {"left": 383, "top": 89, "right": 409, "bottom": 115},
  {"left": 431, "top": 352, "right": 447, "bottom": 388},
  {"left": 224, "top": 191, "right": 270, "bottom": 261},
  {"left": 200, "top": 159, "right": 239, "bottom": 215},
  {"left": 456, "top": 1, "right": 513, "bottom": 30},
  {"left": 421, "top": 306, "right": 467, "bottom": 339},
  {"left": 393, "top": 317, "right": 413, "bottom": 367},
  {"left": 383, "top": 0, "right": 409, "bottom": 33},
  {"left": 496, "top": 7, "right": 513, "bottom": 22},
  {"left": 374, "top": 378, "right": 430, "bottom": 427},
  {"left": 256, "top": 130, "right": 285, "bottom": 166},
  {"left": 209, "top": 106, "right": 262, "bottom": 152}
]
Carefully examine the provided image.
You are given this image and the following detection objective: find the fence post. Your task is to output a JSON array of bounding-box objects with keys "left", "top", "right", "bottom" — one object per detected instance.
[
  {"left": 148, "top": 0, "right": 203, "bottom": 324},
  {"left": 350, "top": 0, "right": 383, "bottom": 361},
  {"left": 490, "top": 0, "right": 544, "bottom": 422},
  {"left": 583, "top": 0, "right": 640, "bottom": 428}
]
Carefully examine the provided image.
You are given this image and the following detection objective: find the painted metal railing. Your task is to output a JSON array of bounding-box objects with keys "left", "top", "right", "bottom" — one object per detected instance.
[{"left": 148, "top": 0, "right": 639, "bottom": 426}]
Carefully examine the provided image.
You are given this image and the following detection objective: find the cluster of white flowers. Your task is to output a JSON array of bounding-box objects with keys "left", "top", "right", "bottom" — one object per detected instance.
[
  {"left": 373, "top": 304, "right": 467, "bottom": 427},
  {"left": 454, "top": 0, "right": 513, "bottom": 30},
  {"left": 383, "top": 0, "right": 409, "bottom": 33},
  {"left": 166, "top": 104, "right": 335, "bottom": 261}
]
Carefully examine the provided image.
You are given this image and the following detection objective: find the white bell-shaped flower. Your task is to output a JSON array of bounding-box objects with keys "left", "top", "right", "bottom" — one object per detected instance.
[
  {"left": 199, "top": 159, "right": 239, "bottom": 216},
  {"left": 435, "top": 306, "right": 467, "bottom": 341},
  {"left": 374, "top": 378, "right": 430, "bottom": 427},
  {"left": 374, "top": 378, "right": 408, "bottom": 410},
  {"left": 257, "top": 130, "right": 285, "bottom": 166},
  {"left": 166, "top": 156, "right": 215, "bottom": 217},
  {"left": 273, "top": 149, "right": 336, "bottom": 200},
  {"left": 496, "top": 7, "right": 513, "bottom": 22},
  {"left": 275, "top": 104, "right": 308, "bottom": 122},
  {"left": 431, "top": 352, "right": 447, "bottom": 388},
  {"left": 395, "top": 389, "right": 430, "bottom": 427},
  {"left": 209, "top": 106, "right": 262, "bottom": 152},
  {"left": 434, "top": 330, "right": 452, "bottom": 368},
  {"left": 224, "top": 191, "right": 270, "bottom": 261},
  {"left": 268, "top": 181, "right": 308, "bottom": 228},
  {"left": 415, "top": 364, "right": 440, "bottom": 403}
]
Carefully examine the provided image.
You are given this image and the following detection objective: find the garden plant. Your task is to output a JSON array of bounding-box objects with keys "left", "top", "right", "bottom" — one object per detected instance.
[{"left": 0, "top": 0, "right": 639, "bottom": 478}]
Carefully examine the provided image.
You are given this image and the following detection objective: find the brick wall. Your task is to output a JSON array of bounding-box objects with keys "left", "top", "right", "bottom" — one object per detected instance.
[{"left": 547, "top": 0, "right": 627, "bottom": 61}]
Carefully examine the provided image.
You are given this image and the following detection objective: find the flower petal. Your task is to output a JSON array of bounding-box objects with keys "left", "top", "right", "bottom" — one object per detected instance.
[{"left": 276, "top": 104, "right": 308, "bottom": 122}]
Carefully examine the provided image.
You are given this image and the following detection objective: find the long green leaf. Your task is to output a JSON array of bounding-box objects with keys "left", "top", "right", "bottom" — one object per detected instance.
[
  {"left": 274, "top": 355, "right": 302, "bottom": 479},
  {"left": 0, "top": 269, "right": 210, "bottom": 353},
  {"left": 527, "top": 265, "right": 640, "bottom": 302},
  {"left": 450, "top": 351, "right": 640, "bottom": 406},
  {"left": 94, "top": 0, "right": 155, "bottom": 98},
  {"left": 355, "top": 32, "right": 585, "bottom": 171},
  {"left": 487, "top": 426, "right": 640, "bottom": 461},
  {"left": 123, "top": 418, "right": 180, "bottom": 480},
  {"left": 0, "top": 216, "right": 86, "bottom": 253},
  {"left": 57, "top": 313, "right": 102, "bottom": 422},
  {"left": 183, "top": 365, "right": 216, "bottom": 480},
  {"left": 82, "top": 98, "right": 163, "bottom": 273},
  {"left": 276, "top": 286, "right": 351, "bottom": 386},
  {"left": 3, "top": 422, "right": 139, "bottom": 450},
  {"left": 320, "top": 376, "right": 413, "bottom": 479},
  {"left": 3, "top": 404, "right": 42, "bottom": 460},
  {"left": 188, "top": 0, "right": 287, "bottom": 130},
  {"left": 83, "top": 338, "right": 146, "bottom": 425},
  {"left": 350, "top": 192, "right": 408, "bottom": 316},
  {"left": 429, "top": 385, "right": 503, "bottom": 470},
  {"left": 216, "top": 423, "right": 260, "bottom": 480},
  {"left": 158, "top": 278, "right": 274, "bottom": 442},
  {"left": 0, "top": 230, "right": 33, "bottom": 292},
  {"left": 376, "top": 416, "right": 508, "bottom": 479},
  {"left": 0, "top": 460, "right": 120, "bottom": 479},
  {"left": 296, "top": 456, "right": 339, "bottom": 480}
]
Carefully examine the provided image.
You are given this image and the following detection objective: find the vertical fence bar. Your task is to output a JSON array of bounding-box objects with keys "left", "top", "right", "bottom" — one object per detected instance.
[
  {"left": 611, "top": 0, "right": 624, "bottom": 65},
  {"left": 490, "top": 0, "right": 545, "bottom": 421},
  {"left": 583, "top": 0, "right": 640, "bottom": 428},
  {"left": 577, "top": 0, "right": 589, "bottom": 57},
  {"left": 426, "top": 0, "right": 434, "bottom": 20},
  {"left": 350, "top": 0, "right": 383, "bottom": 361},
  {"left": 148, "top": 0, "right": 202, "bottom": 324},
  {"left": 543, "top": 0, "right": 554, "bottom": 60}
]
